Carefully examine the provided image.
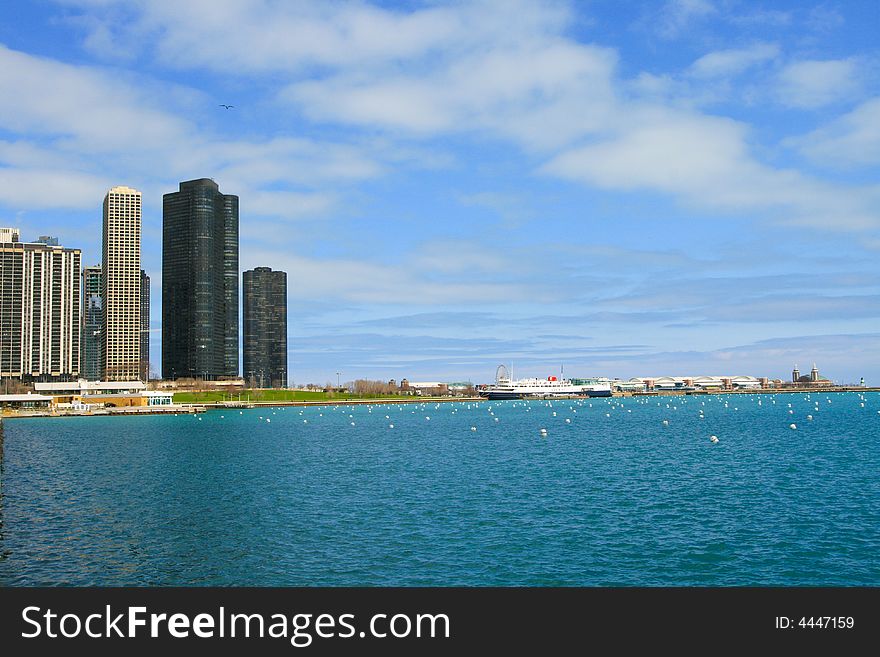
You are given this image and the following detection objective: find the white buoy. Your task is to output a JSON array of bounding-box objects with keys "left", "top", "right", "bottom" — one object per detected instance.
[
  {"left": 662, "top": 420, "right": 669, "bottom": 426},
  {"left": 710, "top": 435, "right": 719, "bottom": 444},
  {"left": 565, "top": 418, "right": 571, "bottom": 423},
  {"left": 266, "top": 418, "right": 270, "bottom": 423},
  {"left": 350, "top": 422, "right": 355, "bottom": 426},
  {"left": 790, "top": 423, "right": 797, "bottom": 430},
  {"left": 807, "top": 415, "right": 813, "bottom": 421},
  {"left": 471, "top": 426, "right": 477, "bottom": 432},
  {"left": 389, "top": 424, "right": 394, "bottom": 428}
]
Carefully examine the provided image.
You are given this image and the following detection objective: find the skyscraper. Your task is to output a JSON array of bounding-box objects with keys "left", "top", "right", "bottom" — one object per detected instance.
[
  {"left": 81, "top": 265, "right": 102, "bottom": 381},
  {"left": 0, "top": 228, "right": 81, "bottom": 381},
  {"left": 243, "top": 267, "right": 287, "bottom": 388},
  {"left": 102, "top": 185, "right": 142, "bottom": 381},
  {"left": 140, "top": 269, "right": 150, "bottom": 381},
  {"left": 162, "top": 178, "right": 239, "bottom": 380}
]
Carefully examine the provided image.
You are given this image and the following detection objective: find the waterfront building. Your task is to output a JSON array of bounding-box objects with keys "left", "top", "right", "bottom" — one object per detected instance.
[
  {"left": 405, "top": 382, "right": 449, "bottom": 395},
  {"left": 0, "top": 228, "right": 81, "bottom": 381},
  {"left": 102, "top": 185, "right": 142, "bottom": 381},
  {"left": 162, "top": 179, "right": 239, "bottom": 380},
  {"left": 629, "top": 375, "right": 764, "bottom": 391},
  {"left": 33, "top": 379, "right": 173, "bottom": 408},
  {"left": 0, "top": 392, "right": 53, "bottom": 409},
  {"left": 81, "top": 265, "right": 102, "bottom": 380},
  {"left": 791, "top": 363, "right": 832, "bottom": 387},
  {"left": 140, "top": 269, "right": 150, "bottom": 381},
  {"left": 243, "top": 267, "right": 287, "bottom": 388}
]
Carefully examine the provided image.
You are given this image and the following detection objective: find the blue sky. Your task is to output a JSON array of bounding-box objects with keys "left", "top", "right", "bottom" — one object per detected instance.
[{"left": 1, "top": 0, "right": 879, "bottom": 385}]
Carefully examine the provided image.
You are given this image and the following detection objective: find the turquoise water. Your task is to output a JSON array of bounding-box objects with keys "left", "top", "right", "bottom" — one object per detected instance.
[{"left": 1, "top": 392, "right": 878, "bottom": 586}]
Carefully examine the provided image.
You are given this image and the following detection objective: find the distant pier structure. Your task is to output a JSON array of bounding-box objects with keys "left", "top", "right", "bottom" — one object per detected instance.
[{"left": 791, "top": 363, "right": 831, "bottom": 387}]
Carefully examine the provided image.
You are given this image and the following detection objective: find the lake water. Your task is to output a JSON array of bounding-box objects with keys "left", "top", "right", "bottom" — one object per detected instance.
[{"left": 1, "top": 392, "right": 878, "bottom": 586}]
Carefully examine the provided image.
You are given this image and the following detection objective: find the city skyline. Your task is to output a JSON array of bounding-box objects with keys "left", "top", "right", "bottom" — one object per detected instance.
[{"left": 0, "top": 1, "right": 878, "bottom": 384}]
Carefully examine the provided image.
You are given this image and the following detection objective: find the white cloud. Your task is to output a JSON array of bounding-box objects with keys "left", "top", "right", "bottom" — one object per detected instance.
[
  {"left": 407, "top": 240, "right": 510, "bottom": 275},
  {"left": 59, "top": 0, "right": 572, "bottom": 72},
  {"left": 6, "top": 1, "right": 876, "bottom": 243},
  {"left": 0, "top": 167, "right": 113, "bottom": 209},
  {"left": 0, "top": 44, "right": 188, "bottom": 147},
  {"left": 0, "top": 43, "right": 389, "bottom": 220},
  {"left": 242, "top": 190, "right": 336, "bottom": 221},
  {"left": 654, "top": 0, "right": 717, "bottom": 39},
  {"left": 287, "top": 40, "right": 619, "bottom": 151},
  {"left": 688, "top": 43, "right": 779, "bottom": 78},
  {"left": 775, "top": 58, "right": 863, "bottom": 108},
  {"left": 788, "top": 97, "right": 880, "bottom": 168},
  {"left": 541, "top": 105, "right": 880, "bottom": 230},
  {"left": 242, "top": 249, "right": 541, "bottom": 305}
]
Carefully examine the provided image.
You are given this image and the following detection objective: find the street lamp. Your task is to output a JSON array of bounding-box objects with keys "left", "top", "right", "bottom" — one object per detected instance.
[{"left": 336, "top": 371, "right": 341, "bottom": 390}]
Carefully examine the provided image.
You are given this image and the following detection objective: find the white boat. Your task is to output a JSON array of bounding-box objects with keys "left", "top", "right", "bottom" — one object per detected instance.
[{"left": 480, "top": 365, "right": 612, "bottom": 400}]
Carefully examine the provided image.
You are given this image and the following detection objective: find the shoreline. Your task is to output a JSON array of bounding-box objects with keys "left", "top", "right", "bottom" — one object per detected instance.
[{"left": 2, "top": 387, "right": 877, "bottom": 419}]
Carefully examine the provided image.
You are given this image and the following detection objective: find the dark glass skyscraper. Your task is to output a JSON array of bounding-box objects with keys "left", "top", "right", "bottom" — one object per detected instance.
[
  {"left": 81, "top": 265, "right": 102, "bottom": 381},
  {"left": 243, "top": 267, "right": 287, "bottom": 388},
  {"left": 140, "top": 269, "right": 150, "bottom": 381},
  {"left": 162, "top": 179, "right": 239, "bottom": 380}
]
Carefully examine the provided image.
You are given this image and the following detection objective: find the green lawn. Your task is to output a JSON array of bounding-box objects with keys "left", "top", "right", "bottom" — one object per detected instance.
[{"left": 172, "top": 389, "right": 415, "bottom": 403}]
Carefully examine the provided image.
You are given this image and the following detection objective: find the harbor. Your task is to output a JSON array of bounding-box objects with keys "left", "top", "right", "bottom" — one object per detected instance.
[{"left": 2, "top": 390, "right": 877, "bottom": 586}]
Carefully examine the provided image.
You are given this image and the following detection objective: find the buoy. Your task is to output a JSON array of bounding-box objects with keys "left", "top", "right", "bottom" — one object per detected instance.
[
  {"left": 662, "top": 420, "right": 669, "bottom": 426},
  {"left": 807, "top": 415, "right": 813, "bottom": 421},
  {"left": 471, "top": 426, "right": 477, "bottom": 432},
  {"left": 565, "top": 418, "right": 571, "bottom": 423},
  {"left": 789, "top": 423, "right": 797, "bottom": 430},
  {"left": 350, "top": 422, "right": 355, "bottom": 426},
  {"left": 266, "top": 418, "right": 270, "bottom": 423},
  {"left": 710, "top": 435, "right": 719, "bottom": 444},
  {"left": 389, "top": 424, "right": 394, "bottom": 428}
]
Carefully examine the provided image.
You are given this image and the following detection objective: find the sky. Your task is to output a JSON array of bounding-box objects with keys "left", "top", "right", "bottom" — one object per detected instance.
[{"left": 1, "top": 0, "right": 879, "bottom": 386}]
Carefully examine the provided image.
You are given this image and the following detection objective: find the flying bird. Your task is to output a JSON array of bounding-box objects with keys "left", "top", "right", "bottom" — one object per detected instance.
[{"left": 219, "top": 104, "right": 234, "bottom": 109}]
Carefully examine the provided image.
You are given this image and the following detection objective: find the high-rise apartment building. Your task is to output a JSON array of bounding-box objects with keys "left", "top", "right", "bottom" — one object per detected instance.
[
  {"left": 162, "top": 178, "right": 239, "bottom": 380},
  {"left": 0, "top": 228, "right": 81, "bottom": 381},
  {"left": 81, "top": 265, "right": 102, "bottom": 380},
  {"left": 243, "top": 267, "right": 287, "bottom": 388},
  {"left": 102, "top": 185, "right": 141, "bottom": 381},
  {"left": 140, "top": 269, "right": 150, "bottom": 381}
]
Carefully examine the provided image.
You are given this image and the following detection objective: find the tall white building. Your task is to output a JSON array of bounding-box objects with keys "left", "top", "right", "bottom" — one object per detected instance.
[
  {"left": 0, "top": 228, "right": 81, "bottom": 380},
  {"left": 102, "top": 186, "right": 142, "bottom": 381}
]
